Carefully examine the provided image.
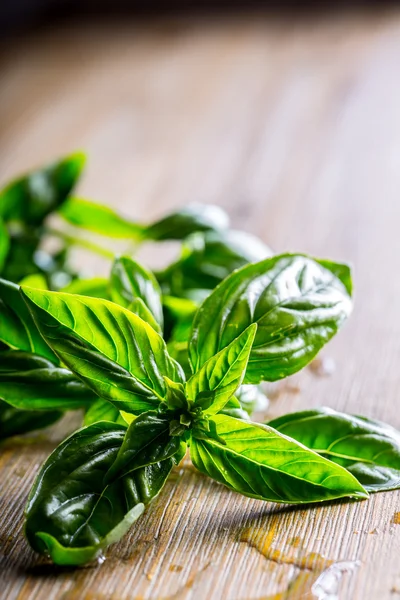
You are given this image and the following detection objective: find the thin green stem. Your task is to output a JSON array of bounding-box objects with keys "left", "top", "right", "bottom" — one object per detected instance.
[{"left": 45, "top": 227, "right": 114, "bottom": 260}]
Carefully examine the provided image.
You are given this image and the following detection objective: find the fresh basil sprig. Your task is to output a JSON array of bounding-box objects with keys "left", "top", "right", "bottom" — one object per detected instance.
[{"left": 268, "top": 407, "right": 400, "bottom": 493}]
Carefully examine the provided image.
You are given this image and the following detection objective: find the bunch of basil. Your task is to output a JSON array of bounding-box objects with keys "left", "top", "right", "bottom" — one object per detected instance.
[{"left": 1, "top": 154, "right": 399, "bottom": 568}]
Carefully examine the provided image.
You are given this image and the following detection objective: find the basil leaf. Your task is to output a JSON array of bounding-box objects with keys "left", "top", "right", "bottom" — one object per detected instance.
[
  {"left": 19, "top": 273, "right": 48, "bottom": 289},
  {"left": 0, "top": 152, "right": 85, "bottom": 225},
  {"left": 189, "top": 254, "right": 352, "bottom": 383},
  {"left": 190, "top": 414, "right": 368, "bottom": 503},
  {"left": 144, "top": 204, "right": 229, "bottom": 241},
  {"left": 61, "top": 277, "right": 109, "bottom": 299},
  {"left": 0, "top": 350, "right": 95, "bottom": 410},
  {"left": 127, "top": 298, "right": 162, "bottom": 334},
  {"left": 0, "top": 278, "right": 57, "bottom": 361},
  {"left": 59, "top": 198, "right": 144, "bottom": 239},
  {"left": 158, "top": 230, "right": 272, "bottom": 296},
  {"left": 0, "top": 399, "right": 61, "bottom": 441},
  {"left": 110, "top": 256, "right": 163, "bottom": 330},
  {"left": 0, "top": 218, "right": 10, "bottom": 272},
  {"left": 25, "top": 422, "right": 178, "bottom": 566},
  {"left": 268, "top": 408, "right": 400, "bottom": 493},
  {"left": 186, "top": 324, "right": 257, "bottom": 415},
  {"left": 105, "top": 410, "right": 184, "bottom": 483},
  {"left": 21, "top": 289, "right": 184, "bottom": 414},
  {"left": 84, "top": 398, "right": 127, "bottom": 426}
]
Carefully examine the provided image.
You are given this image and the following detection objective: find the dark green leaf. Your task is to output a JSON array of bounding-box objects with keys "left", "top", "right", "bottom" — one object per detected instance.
[
  {"left": 0, "top": 399, "right": 61, "bottom": 441},
  {"left": 0, "top": 351, "right": 96, "bottom": 411},
  {"left": 0, "top": 278, "right": 57, "bottom": 361},
  {"left": 110, "top": 256, "right": 163, "bottom": 330},
  {"left": 105, "top": 410, "right": 184, "bottom": 483},
  {"left": 144, "top": 204, "right": 229, "bottom": 241},
  {"left": 21, "top": 289, "right": 184, "bottom": 414},
  {"left": 0, "top": 218, "right": 10, "bottom": 272},
  {"left": 189, "top": 254, "right": 352, "bottom": 384},
  {"left": 158, "top": 230, "right": 272, "bottom": 296},
  {"left": 59, "top": 198, "right": 144, "bottom": 239},
  {"left": 190, "top": 414, "right": 368, "bottom": 503},
  {"left": 25, "top": 422, "right": 179, "bottom": 566},
  {"left": 84, "top": 398, "right": 127, "bottom": 426},
  {"left": 186, "top": 325, "right": 257, "bottom": 415},
  {"left": 268, "top": 408, "right": 400, "bottom": 493},
  {"left": 0, "top": 153, "right": 85, "bottom": 225}
]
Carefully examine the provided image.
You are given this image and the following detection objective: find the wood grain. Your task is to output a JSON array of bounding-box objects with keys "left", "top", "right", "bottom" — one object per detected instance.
[{"left": 1, "top": 8, "right": 400, "bottom": 599}]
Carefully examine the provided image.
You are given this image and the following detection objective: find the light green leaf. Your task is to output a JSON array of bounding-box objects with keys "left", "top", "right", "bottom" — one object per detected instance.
[
  {"left": 186, "top": 325, "right": 257, "bottom": 415},
  {"left": 189, "top": 254, "right": 353, "bottom": 384},
  {"left": 61, "top": 277, "right": 109, "bottom": 299},
  {"left": 18, "top": 274, "right": 48, "bottom": 289},
  {"left": 268, "top": 408, "right": 400, "bottom": 493},
  {"left": 190, "top": 414, "right": 368, "bottom": 503},
  {"left": 21, "top": 288, "right": 184, "bottom": 414},
  {"left": 84, "top": 398, "right": 127, "bottom": 426},
  {"left": 0, "top": 278, "right": 57, "bottom": 361},
  {"left": 59, "top": 198, "right": 144, "bottom": 239},
  {"left": 110, "top": 256, "right": 163, "bottom": 330}
]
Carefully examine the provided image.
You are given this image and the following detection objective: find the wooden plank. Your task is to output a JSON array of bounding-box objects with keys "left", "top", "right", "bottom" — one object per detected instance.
[{"left": 1, "top": 9, "right": 400, "bottom": 599}]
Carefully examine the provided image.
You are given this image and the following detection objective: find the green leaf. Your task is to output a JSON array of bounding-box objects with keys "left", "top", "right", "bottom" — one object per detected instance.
[
  {"left": 84, "top": 398, "right": 127, "bottom": 426},
  {"left": 25, "top": 422, "right": 179, "bottom": 566},
  {"left": 61, "top": 277, "right": 109, "bottom": 299},
  {"left": 186, "top": 325, "right": 257, "bottom": 415},
  {"left": 18, "top": 273, "right": 48, "bottom": 289},
  {"left": 190, "top": 414, "right": 368, "bottom": 503},
  {"left": 0, "top": 218, "right": 10, "bottom": 272},
  {"left": 268, "top": 408, "right": 400, "bottom": 493},
  {"left": 21, "top": 288, "right": 184, "bottom": 414},
  {"left": 105, "top": 410, "right": 184, "bottom": 483},
  {"left": 144, "top": 204, "right": 229, "bottom": 241},
  {"left": 189, "top": 254, "right": 353, "bottom": 384},
  {"left": 0, "top": 350, "right": 96, "bottom": 411},
  {"left": 0, "top": 399, "right": 61, "bottom": 441},
  {"left": 0, "top": 152, "right": 85, "bottom": 225},
  {"left": 127, "top": 298, "right": 162, "bottom": 334},
  {"left": 110, "top": 256, "right": 163, "bottom": 330},
  {"left": 158, "top": 230, "right": 272, "bottom": 296},
  {"left": 59, "top": 198, "right": 144, "bottom": 239},
  {"left": 317, "top": 260, "right": 353, "bottom": 297},
  {"left": 0, "top": 278, "right": 57, "bottom": 361}
]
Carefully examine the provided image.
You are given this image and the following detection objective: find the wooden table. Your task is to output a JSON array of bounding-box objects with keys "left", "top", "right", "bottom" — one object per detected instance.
[{"left": 2, "top": 8, "right": 400, "bottom": 599}]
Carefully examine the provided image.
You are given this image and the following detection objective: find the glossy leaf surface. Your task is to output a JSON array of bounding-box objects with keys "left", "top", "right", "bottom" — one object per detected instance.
[
  {"left": 59, "top": 198, "right": 144, "bottom": 239},
  {"left": 190, "top": 414, "right": 367, "bottom": 503},
  {"left": 0, "top": 278, "right": 57, "bottom": 361},
  {"left": 186, "top": 325, "right": 257, "bottom": 415},
  {"left": 84, "top": 398, "right": 127, "bottom": 426},
  {"left": 105, "top": 410, "right": 184, "bottom": 483},
  {"left": 25, "top": 422, "right": 178, "bottom": 566},
  {"left": 110, "top": 256, "right": 163, "bottom": 330},
  {"left": 0, "top": 153, "right": 85, "bottom": 225},
  {"left": 62, "top": 277, "right": 109, "bottom": 299},
  {"left": 268, "top": 408, "right": 400, "bottom": 493},
  {"left": 22, "top": 288, "right": 184, "bottom": 414},
  {"left": 0, "top": 399, "right": 61, "bottom": 441},
  {"left": 144, "top": 204, "right": 229, "bottom": 240},
  {"left": 189, "top": 254, "right": 352, "bottom": 383},
  {"left": 0, "top": 351, "right": 95, "bottom": 410}
]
